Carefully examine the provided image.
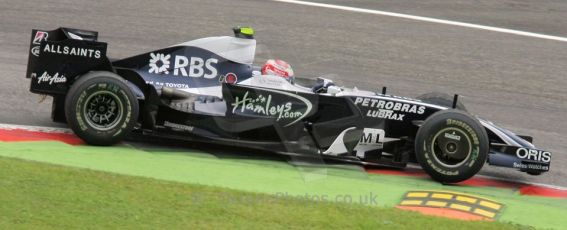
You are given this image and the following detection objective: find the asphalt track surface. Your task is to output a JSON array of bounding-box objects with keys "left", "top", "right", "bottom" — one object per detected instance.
[{"left": 0, "top": 0, "right": 566, "bottom": 187}]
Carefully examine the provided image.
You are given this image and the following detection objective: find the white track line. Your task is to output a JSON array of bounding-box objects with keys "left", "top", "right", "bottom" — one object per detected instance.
[
  {"left": 272, "top": 0, "right": 567, "bottom": 43},
  {"left": 1, "top": 122, "right": 565, "bottom": 191}
]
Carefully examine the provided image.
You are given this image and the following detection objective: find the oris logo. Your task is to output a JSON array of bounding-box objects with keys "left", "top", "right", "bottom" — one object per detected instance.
[
  {"left": 516, "top": 148, "right": 551, "bottom": 163},
  {"left": 148, "top": 52, "right": 218, "bottom": 78}
]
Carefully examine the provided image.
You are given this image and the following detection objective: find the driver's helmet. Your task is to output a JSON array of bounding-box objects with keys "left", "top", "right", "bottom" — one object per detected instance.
[{"left": 261, "top": 59, "right": 294, "bottom": 84}]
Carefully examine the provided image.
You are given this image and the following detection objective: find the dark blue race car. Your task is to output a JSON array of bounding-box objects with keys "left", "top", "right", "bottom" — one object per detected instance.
[{"left": 25, "top": 27, "right": 552, "bottom": 183}]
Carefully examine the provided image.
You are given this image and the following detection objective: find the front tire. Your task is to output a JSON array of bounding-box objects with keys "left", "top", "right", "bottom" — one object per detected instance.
[
  {"left": 415, "top": 110, "right": 488, "bottom": 183},
  {"left": 65, "top": 71, "right": 139, "bottom": 146}
]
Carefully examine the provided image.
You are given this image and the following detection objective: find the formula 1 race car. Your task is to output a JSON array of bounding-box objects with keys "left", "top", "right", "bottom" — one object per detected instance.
[{"left": 25, "top": 27, "right": 552, "bottom": 183}]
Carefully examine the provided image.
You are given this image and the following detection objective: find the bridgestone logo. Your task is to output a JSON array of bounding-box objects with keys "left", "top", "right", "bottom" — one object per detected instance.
[
  {"left": 446, "top": 119, "right": 479, "bottom": 145},
  {"left": 164, "top": 121, "right": 194, "bottom": 132}
]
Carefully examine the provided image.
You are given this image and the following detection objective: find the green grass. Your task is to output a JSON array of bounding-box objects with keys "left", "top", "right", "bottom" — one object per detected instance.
[{"left": 0, "top": 157, "right": 526, "bottom": 229}]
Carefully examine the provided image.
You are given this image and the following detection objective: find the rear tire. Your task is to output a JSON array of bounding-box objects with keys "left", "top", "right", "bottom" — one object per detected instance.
[
  {"left": 415, "top": 110, "right": 488, "bottom": 183},
  {"left": 417, "top": 92, "right": 467, "bottom": 111},
  {"left": 65, "top": 71, "right": 139, "bottom": 146}
]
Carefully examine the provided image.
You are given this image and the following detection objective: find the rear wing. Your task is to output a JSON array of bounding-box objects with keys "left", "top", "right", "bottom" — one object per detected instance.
[{"left": 26, "top": 27, "right": 111, "bottom": 95}]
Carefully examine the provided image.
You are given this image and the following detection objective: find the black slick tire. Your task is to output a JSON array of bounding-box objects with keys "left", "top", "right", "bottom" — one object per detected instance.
[
  {"left": 65, "top": 71, "right": 139, "bottom": 146},
  {"left": 415, "top": 110, "right": 488, "bottom": 183}
]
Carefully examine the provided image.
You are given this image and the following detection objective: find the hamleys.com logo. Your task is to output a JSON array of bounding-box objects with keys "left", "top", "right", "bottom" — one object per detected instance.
[{"left": 147, "top": 52, "right": 218, "bottom": 78}]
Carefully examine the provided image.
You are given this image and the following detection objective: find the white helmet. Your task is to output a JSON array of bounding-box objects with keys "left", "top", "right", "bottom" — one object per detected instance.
[{"left": 261, "top": 59, "right": 294, "bottom": 83}]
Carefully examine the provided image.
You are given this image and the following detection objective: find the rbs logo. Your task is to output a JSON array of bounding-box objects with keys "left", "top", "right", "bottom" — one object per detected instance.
[{"left": 148, "top": 52, "right": 218, "bottom": 79}]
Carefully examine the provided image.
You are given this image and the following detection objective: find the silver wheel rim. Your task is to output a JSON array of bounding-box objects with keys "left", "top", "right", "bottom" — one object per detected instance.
[
  {"left": 83, "top": 91, "right": 124, "bottom": 131},
  {"left": 430, "top": 127, "right": 472, "bottom": 168}
]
